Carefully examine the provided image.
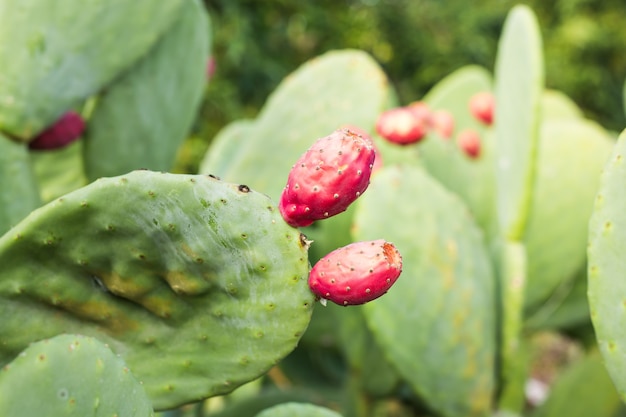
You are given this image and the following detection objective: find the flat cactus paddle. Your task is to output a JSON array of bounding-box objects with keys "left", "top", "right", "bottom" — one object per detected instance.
[
  {"left": 588, "top": 129, "right": 626, "bottom": 401},
  {"left": 0, "top": 170, "right": 314, "bottom": 410},
  {"left": 0, "top": 0, "right": 184, "bottom": 139},
  {"left": 0, "top": 334, "right": 154, "bottom": 417}
]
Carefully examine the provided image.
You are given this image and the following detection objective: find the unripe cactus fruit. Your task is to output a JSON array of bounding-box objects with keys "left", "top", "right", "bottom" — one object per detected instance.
[
  {"left": 28, "top": 111, "right": 85, "bottom": 150},
  {"left": 308, "top": 239, "right": 402, "bottom": 306},
  {"left": 431, "top": 110, "right": 455, "bottom": 139},
  {"left": 375, "top": 106, "right": 428, "bottom": 145},
  {"left": 279, "top": 128, "right": 375, "bottom": 227},
  {"left": 456, "top": 128, "right": 482, "bottom": 158},
  {"left": 468, "top": 91, "right": 495, "bottom": 125}
]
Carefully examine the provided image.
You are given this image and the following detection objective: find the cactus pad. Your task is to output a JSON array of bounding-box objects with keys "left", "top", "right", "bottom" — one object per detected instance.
[
  {"left": 0, "top": 134, "right": 40, "bottom": 235},
  {"left": 0, "top": 170, "right": 314, "bottom": 410},
  {"left": 255, "top": 402, "right": 343, "bottom": 417},
  {"left": 493, "top": 4, "right": 544, "bottom": 240},
  {"left": 588, "top": 129, "right": 626, "bottom": 400},
  {"left": 83, "top": 0, "right": 210, "bottom": 180},
  {"left": 0, "top": 334, "right": 154, "bottom": 417},
  {"left": 0, "top": 0, "right": 184, "bottom": 139},
  {"left": 353, "top": 165, "right": 495, "bottom": 417}
]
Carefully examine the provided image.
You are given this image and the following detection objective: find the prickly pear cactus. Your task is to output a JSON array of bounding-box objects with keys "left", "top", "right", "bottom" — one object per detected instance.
[
  {"left": 588, "top": 129, "right": 626, "bottom": 401},
  {"left": 523, "top": 118, "right": 613, "bottom": 310},
  {"left": 0, "top": 0, "right": 184, "bottom": 139},
  {"left": 255, "top": 402, "right": 343, "bottom": 417},
  {"left": 0, "top": 134, "right": 40, "bottom": 235},
  {"left": 0, "top": 170, "right": 314, "bottom": 410},
  {"left": 493, "top": 4, "right": 544, "bottom": 241},
  {"left": 353, "top": 165, "right": 495, "bottom": 417},
  {"left": 83, "top": 0, "right": 210, "bottom": 180},
  {"left": 0, "top": 334, "right": 154, "bottom": 417}
]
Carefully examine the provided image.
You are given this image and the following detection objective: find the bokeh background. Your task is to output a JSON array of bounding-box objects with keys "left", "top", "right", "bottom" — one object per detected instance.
[{"left": 176, "top": 0, "right": 626, "bottom": 172}]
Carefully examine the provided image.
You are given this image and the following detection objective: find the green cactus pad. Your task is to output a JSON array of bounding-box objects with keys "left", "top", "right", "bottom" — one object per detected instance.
[
  {"left": 0, "top": 170, "right": 314, "bottom": 410},
  {"left": 541, "top": 90, "right": 584, "bottom": 121},
  {"left": 421, "top": 65, "right": 494, "bottom": 232},
  {"left": 30, "top": 140, "right": 88, "bottom": 203},
  {"left": 353, "top": 165, "right": 495, "bottom": 417},
  {"left": 83, "top": 0, "right": 210, "bottom": 180},
  {"left": 199, "top": 119, "right": 254, "bottom": 178},
  {"left": 200, "top": 49, "right": 390, "bottom": 201},
  {"left": 255, "top": 402, "right": 343, "bottom": 417},
  {"left": 0, "top": 334, "right": 153, "bottom": 417},
  {"left": 0, "top": 0, "right": 184, "bottom": 139},
  {"left": 588, "top": 129, "right": 626, "bottom": 400},
  {"left": 493, "top": 4, "right": 544, "bottom": 241},
  {"left": 523, "top": 119, "right": 613, "bottom": 310},
  {"left": 0, "top": 134, "right": 40, "bottom": 235}
]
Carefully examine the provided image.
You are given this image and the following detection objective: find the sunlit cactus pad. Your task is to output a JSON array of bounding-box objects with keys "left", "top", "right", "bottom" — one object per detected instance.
[
  {"left": 0, "top": 170, "right": 314, "bottom": 410},
  {"left": 0, "top": 334, "right": 154, "bottom": 417},
  {"left": 588, "top": 129, "right": 626, "bottom": 400}
]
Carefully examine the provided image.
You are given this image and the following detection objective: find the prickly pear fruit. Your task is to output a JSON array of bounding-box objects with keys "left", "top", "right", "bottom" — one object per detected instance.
[
  {"left": 308, "top": 239, "right": 402, "bottom": 306},
  {"left": 457, "top": 128, "right": 481, "bottom": 158},
  {"left": 408, "top": 100, "right": 433, "bottom": 125},
  {"left": 431, "top": 110, "right": 455, "bottom": 139},
  {"left": 279, "top": 128, "right": 375, "bottom": 228},
  {"left": 469, "top": 92, "right": 495, "bottom": 125},
  {"left": 375, "top": 107, "right": 428, "bottom": 145},
  {"left": 28, "top": 111, "right": 85, "bottom": 150}
]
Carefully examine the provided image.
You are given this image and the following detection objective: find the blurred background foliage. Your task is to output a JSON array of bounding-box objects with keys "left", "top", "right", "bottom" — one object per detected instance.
[{"left": 176, "top": 0, "right": 626, "bottom": 173}]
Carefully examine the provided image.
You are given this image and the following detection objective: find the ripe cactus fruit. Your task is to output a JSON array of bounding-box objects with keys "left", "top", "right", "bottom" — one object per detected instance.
[
  {"left": 431, "top": 109, "right": 455, "bottom": 139},
  {"left": 457, "top": 128, "right": 482, "bottom": 159},
  {"left": 375, "top": 106, "right": 428, "bottom": 145},
  {"left": 28, "top": 111, "right": 85, "bottom": 150},
  {"left": 279, "top": 128, "right": 375, "bottom": 228},
  {"left": 469, "top": 91, "right": 495, "bottom": 125},
  {"left": 308, "top": 239, "right": 402, "bottom": 306}
]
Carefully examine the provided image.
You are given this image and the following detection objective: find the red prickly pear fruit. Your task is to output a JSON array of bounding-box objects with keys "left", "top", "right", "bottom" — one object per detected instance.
[
  {"left": 457, "top": 128, "right": 481, "bottom": 159},
  {"left": 28, "top": 111, "right": 85, "bottom": 150},
  {"left": 468, "top": 92, "right": 495, "bottom": 125},
  {"left": 431, "top": 110, "right": 455, "bottom": 139},
  {"left": 340, "top": 124, "right": 383, "bottom": 175},
  {"left": 407, "top": 100, "right": 433, "bottom": 126},
  {"left": 375, "top": 106, "right": 428, "bottom": 145},
  {"left": 308, "top": 239, "right": 403, "bottom": 306},
  {"left": 206, "top": 56, "right": 216, "bottom": 79},
  {"left": 279, "top": 128, "right": 375, "bottom": 228}
]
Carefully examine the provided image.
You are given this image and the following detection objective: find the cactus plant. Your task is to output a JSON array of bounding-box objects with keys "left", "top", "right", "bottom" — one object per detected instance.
[
  {"left": 0, "top": 334, "right": 154, "bottom": 417},
  {"left": 0, "top": 170, "right": 314, "bottom": 410},
  {"left": 0, "top": 0, "right": 184, "bottom": 139}
]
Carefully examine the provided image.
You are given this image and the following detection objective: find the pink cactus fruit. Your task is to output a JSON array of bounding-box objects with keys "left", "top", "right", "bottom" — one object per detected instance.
[
  {"left": 456, "top": 128, "right": 481, "bottom": 159},
  {"left": 407, "top": 100, "right": 433, "bottom": 126},
  {"left": 279, "top": 128, "right": 376, "bottom": 228},
  {"left": 431, "top": 110, "right": 455, "bottom": 139},
  {"left": 339, "top": 124, "right": 383, "bottom": 175},
  {"left": 468, "top": 92, "right": 495, "bottom": 125},
  {"left": 375, "top": 106, "right": 428, "bottom": 145},
  {"left": 28, "top": 111, "right": 85, "bottom": 150},
  {"left": 308, "top": 239, "right": 403, "bottom": 306},
  {"left": 206, "top": 56, "right": 216, "bottom": 79}
]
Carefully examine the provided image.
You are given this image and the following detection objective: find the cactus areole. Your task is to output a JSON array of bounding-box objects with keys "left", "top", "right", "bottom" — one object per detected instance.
[
  {"left": 279, "top": 128, "right": 375, "bottom": 227},
  {"left": 309, "top": 240, "right": 403, "bottom": 306}
]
